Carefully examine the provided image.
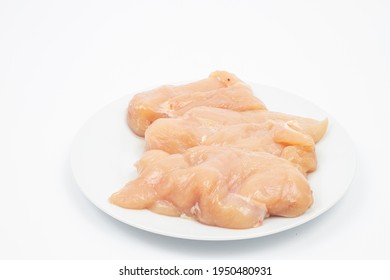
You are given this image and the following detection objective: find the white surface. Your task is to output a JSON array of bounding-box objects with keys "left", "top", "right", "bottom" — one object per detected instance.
[
  {"left": 71, "top": 84, "right": 355, "bottom": 240},
  {"left": 1, "top": 0, "right": 389, "bottom": 258}
]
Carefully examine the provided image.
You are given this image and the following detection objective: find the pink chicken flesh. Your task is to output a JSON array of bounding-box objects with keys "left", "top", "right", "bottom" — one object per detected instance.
[
  {"left": 110, "top": 71, "right": 328, "bottom": 229},
  {"left": 110, "top": 146, "right": 313, "bottom": 229},
  {"left": 145, "top": 107, "right": 328, "bottom": 175},
  {"left": 127, "top": 71, "right": 266, "bottom": 136}
]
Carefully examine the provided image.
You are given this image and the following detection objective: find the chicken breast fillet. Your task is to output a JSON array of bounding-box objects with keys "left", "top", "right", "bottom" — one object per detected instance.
[
  {"left": 145, "top": 107, "right": 327, "bottom": 174},
  {"left": 110, "top": 146, "right": 313, "bottom": 229},
  {"left": 127, "top": 71, "right": 266, "bottom": 136}
]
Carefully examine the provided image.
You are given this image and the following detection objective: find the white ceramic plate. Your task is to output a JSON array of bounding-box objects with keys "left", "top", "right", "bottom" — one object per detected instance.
[{"left": 71, "top": 83, "right": 356, "bottom": 241}]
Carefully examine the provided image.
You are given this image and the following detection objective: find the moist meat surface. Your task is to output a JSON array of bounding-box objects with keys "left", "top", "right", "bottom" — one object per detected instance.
[
  {"left": 111, "top": 71, "right": 327, "bottom": 229},
  {"left": 145, "top": 107, "right": 328, "bottom": 175},
  {"left": 127, "top": 71, "right": 266, "bottom": 136},
  {"left": 110, "top": 146, "right": 313, "bottom": 229}
]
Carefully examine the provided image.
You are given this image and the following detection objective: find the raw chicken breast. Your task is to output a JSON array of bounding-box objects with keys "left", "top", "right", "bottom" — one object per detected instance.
[
  {"left": 110, "top": 146, "right": 313, "bottom": 229},
  {"left": 127, "top": 71, "right": 266, "bottom": 136},
  {"left": 145, "top": 107, "right": 327, "bottom": 174}
]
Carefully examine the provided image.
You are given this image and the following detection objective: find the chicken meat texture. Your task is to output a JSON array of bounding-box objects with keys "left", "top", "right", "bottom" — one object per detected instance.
[
  {"left": 145, "top": 107, "right": 328, "bottom": 175},
  {"left": 111, "top": 71, "right": 328, "bottom": 229},
  {"left": 127, "top": 71, "right": 266, "bottom": 136},
  {"left": 110, "top": 146, "right": 313, "bottom": 229}
]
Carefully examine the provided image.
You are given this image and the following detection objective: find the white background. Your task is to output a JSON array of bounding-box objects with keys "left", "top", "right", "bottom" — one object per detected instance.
[{"left": 1, "top": 0, "right": 389, "bottom": 259}]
